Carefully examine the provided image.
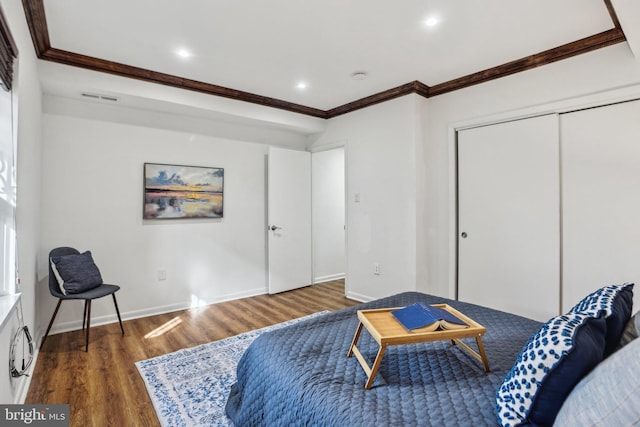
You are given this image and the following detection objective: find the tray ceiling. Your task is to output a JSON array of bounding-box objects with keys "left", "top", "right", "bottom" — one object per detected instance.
[{"left": 23, "top": 0, "right": 625, "bottom": 118}]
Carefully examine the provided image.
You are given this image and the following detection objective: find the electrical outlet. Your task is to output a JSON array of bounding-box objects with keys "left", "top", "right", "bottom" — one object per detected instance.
[
  {"left": 157, "top": 270, "right": 167, "bottom": 281},
  {"left": 374, "top": 263, "right": 380, "bottom": 275}
]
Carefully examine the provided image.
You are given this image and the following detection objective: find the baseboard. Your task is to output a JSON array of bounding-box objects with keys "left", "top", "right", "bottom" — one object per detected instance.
[
  {"left": 313, "top": 273, "right": 345, "bottom": 284},
  {"left": 47, "top": 286, "right": 268, "bottom": 336},
  {"left": 345, "top": 290, "right": 374, "bottom": 303}
]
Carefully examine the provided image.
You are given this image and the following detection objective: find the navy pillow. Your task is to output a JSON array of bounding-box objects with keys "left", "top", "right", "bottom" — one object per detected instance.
[
  {"left": 496, "top": 312, "right": 606, "bottom": 427},
  {"left": 569, "top": 283, "right": 634, "bottom": 357},
  {"left": 50, "top": 251, "right": 103, "bottom": 294}
]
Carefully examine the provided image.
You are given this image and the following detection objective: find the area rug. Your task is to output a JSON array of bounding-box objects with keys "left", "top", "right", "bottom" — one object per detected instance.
[{"left": 135, "top": 311, "right": 329, "bottom": 427}]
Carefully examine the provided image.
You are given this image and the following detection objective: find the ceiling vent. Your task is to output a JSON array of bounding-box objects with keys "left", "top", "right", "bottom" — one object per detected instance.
[{"left": 81, "top": 92, "right": 119, "bottom": 102}]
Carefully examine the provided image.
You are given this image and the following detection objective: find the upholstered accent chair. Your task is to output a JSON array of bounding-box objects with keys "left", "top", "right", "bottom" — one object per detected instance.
[{"left": 42, "top": 246, "right": 125, "bottom": 351}]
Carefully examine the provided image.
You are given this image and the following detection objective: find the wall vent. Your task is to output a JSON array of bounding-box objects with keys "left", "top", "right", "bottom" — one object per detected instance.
[{"left": 81, "top": 92, "right": 119, "bottom": 102}]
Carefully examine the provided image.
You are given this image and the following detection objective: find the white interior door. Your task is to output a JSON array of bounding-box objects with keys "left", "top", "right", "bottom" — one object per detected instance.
[
  {"left": 268, "top": 147, "right": 312, "bottom": 294},
  {"left": 561, "top": 100, "right": 640, "bottom": 313},
  {"left": 457, "top": 115, "right": 560, "bottom": 322}
]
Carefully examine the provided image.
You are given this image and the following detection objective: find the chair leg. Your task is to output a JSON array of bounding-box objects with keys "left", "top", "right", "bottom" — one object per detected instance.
[
  {"left": 41, "top": 299, "right": 63, "bottom": 350},
  {"left": 85, "top": 300, "right": 92, "bottom": 352},
  {"left": 112, "top": 294, "right": 125, "bottom": 335},
  {"left": 82, "top": 300, "right": 88, "bottom": 330}
]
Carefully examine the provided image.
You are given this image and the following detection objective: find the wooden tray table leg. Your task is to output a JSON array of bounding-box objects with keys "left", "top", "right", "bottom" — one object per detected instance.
[
  {"left": 452, "top": 336, "right": 491, "bottom": 373},
  {"left": 364, "top": 344, "right": 387, "bottom": 389},
  {"left": 347, "top": 322, "right": 364, "bottom": 357},
  {"left": 475, "top": 336, "right": 490, "bottom": 372}
]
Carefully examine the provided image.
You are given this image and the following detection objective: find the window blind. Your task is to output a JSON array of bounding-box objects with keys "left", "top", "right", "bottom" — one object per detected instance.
[{"left": 0, "top": 7, "right": 16, "bottom": 90}]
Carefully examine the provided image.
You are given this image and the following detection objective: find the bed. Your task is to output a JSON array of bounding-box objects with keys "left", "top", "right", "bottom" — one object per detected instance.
[{"left": 226, "top": 286, "right": 637, "bottom": 426}]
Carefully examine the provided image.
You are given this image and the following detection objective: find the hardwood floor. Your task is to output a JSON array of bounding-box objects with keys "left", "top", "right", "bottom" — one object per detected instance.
[{"left": 26, "top": 280, "right": 358, "bottom": 427}]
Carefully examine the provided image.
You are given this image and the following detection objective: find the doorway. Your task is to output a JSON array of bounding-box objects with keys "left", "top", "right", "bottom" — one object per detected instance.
[
  {"left": 312, "top": 147, "right": 346, "bottom": 284},
  {"left": 267, "top": 146, "right": 346, "bottom": 294}
]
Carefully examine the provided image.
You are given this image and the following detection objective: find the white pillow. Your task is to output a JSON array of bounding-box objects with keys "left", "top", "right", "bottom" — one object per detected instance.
[{"left": 553, "top": 336, "right": 640, "bottom": 426}]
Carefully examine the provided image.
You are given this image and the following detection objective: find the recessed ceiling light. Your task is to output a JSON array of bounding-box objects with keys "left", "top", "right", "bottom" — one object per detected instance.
[
  {"left": 175, "top": 48, "right": 193, "bottom": 59},
  {"left": 296, "top": 81, "right": 308, "bottom": 90},
  {"left": 423, "top": 16, "right": 440, "bottom": 27},
  {"left": 351, "top": 71, "right": 368, "bottom": 81}
]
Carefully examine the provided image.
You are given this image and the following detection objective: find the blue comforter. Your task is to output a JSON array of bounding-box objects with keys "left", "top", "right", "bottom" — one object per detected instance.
[{"left": 226, "top": 292, "right": 541, "bottom": 426}]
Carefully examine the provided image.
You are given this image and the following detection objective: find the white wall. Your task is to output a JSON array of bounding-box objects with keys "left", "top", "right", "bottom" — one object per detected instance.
[
  {"left": 420, "top": 43, "right": 640, "bottom": 299},
  {"left": 311, "top": 147, "right": 345, "bottom": 283},
  {"left": 0, "top": 0, "right": 43, "bottom": 404},
  {"left": 310, "top": 95, "right": 419, "bottom": 301},
  {"left": 41, "top": 91, "right": 421, "bottom": 315},
  {"left": 39, "top": 107, "right": 272, "bottom": 333}
]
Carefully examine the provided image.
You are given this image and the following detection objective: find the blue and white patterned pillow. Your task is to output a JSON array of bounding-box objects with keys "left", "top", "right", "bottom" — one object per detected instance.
[
  {"left": 569, "top": 283, "right": 634, "bottom": 356},
  {"left": 496, "top": 312, "right": 606, "bottom": 427},
  {"left": 569, "top": 283, "right": 633, "bottom": 317}
]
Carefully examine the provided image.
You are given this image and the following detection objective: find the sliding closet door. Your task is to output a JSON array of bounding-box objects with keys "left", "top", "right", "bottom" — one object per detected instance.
[
  {"left": 561, "top": 100, "right": 640, "bottom": 312},
  {"left": 458, "top": 115, "right": 560, "bottom": 322}
]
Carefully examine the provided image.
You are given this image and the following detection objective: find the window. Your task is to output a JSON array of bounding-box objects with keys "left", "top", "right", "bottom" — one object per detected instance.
[
  {"left": 0, "top": 85, "right": 15, "bottom": 295},
  {"left": 0, "top": 6, "right": 17, "bottom": 295}
]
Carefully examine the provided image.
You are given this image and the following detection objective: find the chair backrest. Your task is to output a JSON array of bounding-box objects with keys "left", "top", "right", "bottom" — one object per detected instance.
[{"left": 48, "top": 246, "right": 80, "bottom": 297}]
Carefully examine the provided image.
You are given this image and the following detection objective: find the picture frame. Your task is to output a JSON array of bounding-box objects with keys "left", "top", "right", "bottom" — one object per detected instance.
[{"left": 143, "top": 163, "right": 224, "bottom": 219}]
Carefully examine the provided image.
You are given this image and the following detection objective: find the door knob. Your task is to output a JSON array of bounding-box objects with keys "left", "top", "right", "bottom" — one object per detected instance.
[
  {"left": 270, "top": 225, "right": 282, "bottom": 231},
  {"left": 461, "top": 232, "right": 468, "bottom": 238}
]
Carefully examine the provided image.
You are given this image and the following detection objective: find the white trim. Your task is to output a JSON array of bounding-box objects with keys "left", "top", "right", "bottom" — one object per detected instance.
[
  {"left": 343, "top": 142, "right": 350, "bottom": 298},
  {"left": 447, "top": 82, "right": 640, "bottom": 299},
  {"left": 307, "top": 139, "right": 347, "bottom": 153},
  {"left": 313, "top": 273, "right": 345, "bottom": 284},
  {"left": 345, "top": 290, "right": 374, "bottom": 303},
  {"left": 447, "top": 125, "right": 458, "bottom": 301}
]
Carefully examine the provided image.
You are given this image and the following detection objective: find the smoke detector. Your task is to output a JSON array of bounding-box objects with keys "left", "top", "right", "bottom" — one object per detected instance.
[{"left": 351, "top": 71, "right": 368, "bottom": 81}]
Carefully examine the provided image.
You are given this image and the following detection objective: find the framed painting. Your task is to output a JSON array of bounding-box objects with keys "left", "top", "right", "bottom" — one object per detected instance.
[{"left": 143, "top": 163, "right": 224, "bottom": 219}]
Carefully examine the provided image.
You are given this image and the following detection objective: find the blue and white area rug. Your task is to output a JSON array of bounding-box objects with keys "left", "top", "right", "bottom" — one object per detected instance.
[{"left": 135, "top": 311, "right": 328, "bottom": 427}]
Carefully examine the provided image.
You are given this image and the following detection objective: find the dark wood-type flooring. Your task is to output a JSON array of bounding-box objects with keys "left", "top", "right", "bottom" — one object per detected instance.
[{"left": 26, "top": 280, "right": 358, "bottom": 427}]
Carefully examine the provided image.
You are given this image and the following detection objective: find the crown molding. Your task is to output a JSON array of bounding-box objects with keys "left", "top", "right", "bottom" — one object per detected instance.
[
  {"left": 21, "top": 0, "right": 626, "bottom": 119},
  {"left": 40, "top": 47, "right": 330, "bottom": 119},
  {"left": 326, "top": 81, "right": 429, "bottom": 119},
  {"left": 428, "top": 27, "right": 626, "bottom": 97}
]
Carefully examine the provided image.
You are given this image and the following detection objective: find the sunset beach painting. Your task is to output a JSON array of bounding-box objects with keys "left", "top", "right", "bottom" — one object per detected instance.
[{"left": 144, "top": 163, "right": 224, "bottom": 219}]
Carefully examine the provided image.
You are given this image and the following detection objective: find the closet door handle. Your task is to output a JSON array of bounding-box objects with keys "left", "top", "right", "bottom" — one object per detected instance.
[{"left": 460, "top": 232, "right": 468, "bottom": 238}]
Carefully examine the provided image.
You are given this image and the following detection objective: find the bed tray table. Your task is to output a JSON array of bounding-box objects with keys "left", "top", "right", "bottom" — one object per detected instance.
[{"left": 347, "top": 304, "right": 490, "bottom": 389}]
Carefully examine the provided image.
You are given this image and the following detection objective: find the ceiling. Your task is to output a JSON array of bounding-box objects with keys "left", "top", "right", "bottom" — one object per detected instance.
[{"left": 22, "top": 0, "right": 631, "bottom": 119}]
